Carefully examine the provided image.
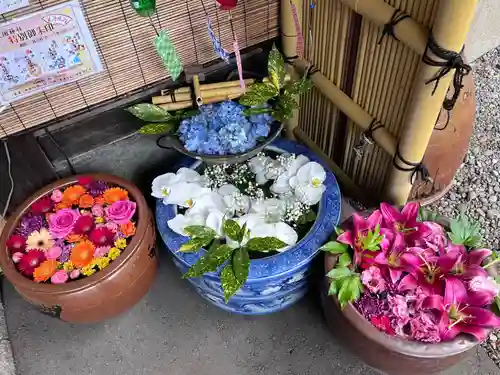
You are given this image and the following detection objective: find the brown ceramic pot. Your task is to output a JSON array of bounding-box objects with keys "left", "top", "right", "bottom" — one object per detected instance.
[
  {"left": 321, "top": 213, "right": 494, "bottom": 375},
  {"left": 0, "top": 174, "right": 158, "bottom": 324},
  {"left": 410, "top": 72, "right": 476, "bottom": 205}
]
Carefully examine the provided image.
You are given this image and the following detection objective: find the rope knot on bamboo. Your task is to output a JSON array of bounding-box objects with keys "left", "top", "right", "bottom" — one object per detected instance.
[
  {"left": 422, "top": 33, "right": 471, "bottom": 112},
  {"left": 378, "top": 9, "right": 410, "bottom": 45},
  {"left": 393, "top": 145, "right": 432, "bottom": 185},
  {"left": 354, "top": 119, "right": 384, "bottom": 159}
]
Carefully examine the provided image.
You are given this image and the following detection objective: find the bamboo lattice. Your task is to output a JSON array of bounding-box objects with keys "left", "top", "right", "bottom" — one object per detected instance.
[
  {"left": 0, "top": 0, "right": 279, "bottom": 137},
  {"left": 299, "top": 0, "right": 439, "bottom": 195}
]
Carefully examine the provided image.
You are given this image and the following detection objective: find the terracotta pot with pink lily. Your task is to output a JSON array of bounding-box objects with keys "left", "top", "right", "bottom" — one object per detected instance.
[{"left": 321, "top": 202, "right": 500, "bottom": 375}]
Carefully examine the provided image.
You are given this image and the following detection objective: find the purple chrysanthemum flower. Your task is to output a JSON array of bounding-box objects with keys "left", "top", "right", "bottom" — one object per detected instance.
[
  {"left": 88, "top": 181, "right": 108, "bottom": 197},
  {"left": 58, "top": 244, "right": 73, "bottom": 263},
  {"left": 15, "top": 214, "right": 45, "bottom": 238},
  {"left": 354, "top": 293, "right": 391, "bottom": 320}
]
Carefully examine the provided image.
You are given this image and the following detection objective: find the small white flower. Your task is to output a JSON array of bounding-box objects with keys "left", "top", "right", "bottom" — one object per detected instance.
[
  {"left": 250, "top": 198, "right": 286, "bottom": 223},
  {"left": 218, "top": 184, "right": 250, "bottom": 216},
  {"left": 248, "top": 154, "right": 273, "bottom": 185},
  {"left": 270, "top": 154, "right": 310, "bottom": 195},
  {"left": 167, "top": 213, "right": 206, "bottom": 236}
]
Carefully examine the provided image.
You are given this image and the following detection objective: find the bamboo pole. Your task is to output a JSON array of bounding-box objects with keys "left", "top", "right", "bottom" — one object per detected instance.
[
  {"left": 339, "top": 0, "right": 427, "bottom": 55},
  {"left": 157, "top": 93, "right": 242, "bottom": 111},
  {"left": 386, "top": 0, "right": 477, "bottom": 205},
  {"left": 193, "top": 75, "right": 202, "bottom": 106},
  {"left": 153, "top": 86, "right": 246, "bottom": 105},
  {"left": 294, "top": 58, "right": 397, "bottom": 157},
  {"left": 160, "top": 79, "right": 256, "bottom": 97},
  {"left": 281, "top": 0, "right": 303, "bottom": 140}
]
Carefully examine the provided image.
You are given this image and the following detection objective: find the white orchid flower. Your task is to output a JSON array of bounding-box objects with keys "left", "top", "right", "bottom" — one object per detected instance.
[
  {"left": 186, "top": 191, "right": 227, "bottom": 216},
  {"left": 248, "top": 154, "right": 273, "bottom": 185},
  {"left": 167, "top": 213, "right": 206, "bottom": 236},
  {"left": 289, "top": 161, "right": 326, "bottom": 205},
  {"left": 218, "top": 184, "right": 250, "bottom": 216},
  {"left": 250, "top": 198, "right": 286, "bottom": 223},
  {"left": 270, "top": 154, "right": 310, "bottom": 195},
  {"left": 152, "top": 168, "right": 208, "bottom": 205}
]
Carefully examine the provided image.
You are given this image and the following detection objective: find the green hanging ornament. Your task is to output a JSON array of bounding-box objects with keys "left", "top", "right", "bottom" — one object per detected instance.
[{"left": 130, "top": 0, "right": 156, "bottom": 17}]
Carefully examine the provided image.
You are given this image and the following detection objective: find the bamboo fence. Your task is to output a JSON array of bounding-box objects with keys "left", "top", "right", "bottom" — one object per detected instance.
[{"left": 0, "top": 0, "right": 279, "bottom": 137}]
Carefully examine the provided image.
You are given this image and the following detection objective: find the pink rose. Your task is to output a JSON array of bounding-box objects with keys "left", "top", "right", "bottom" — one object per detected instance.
[
  {"left": 12, "top": 252, "right": 24, "bottom": 263},
  {"left": 51, "top": 270, "right": 69, "bottom": 284},
  {"left": 51, "top": 189, "right": 63, "bottom": 203},
  {"left": 105, "top": 200, "right": 136, "bottom": 225},
  {"left": 49, "top": 208, "right": 81, "bottom": 238},
  {"left": 95, "top": 246, "right": 110, "bottom": 258},
  {"left": 69, "top": 269, "right": 80, "bottom": 279},
  {"left": 105, "top": 222, "right": 118, "bottom": 233},
  {"left": 360, "top": 266, "right": 386, "bottom": 294},
  {"left": 45, "top": 246, "right": 62, "bottom": 260},
  {"left": 91, "top": 204, "right": 104, "bottom": 217}
]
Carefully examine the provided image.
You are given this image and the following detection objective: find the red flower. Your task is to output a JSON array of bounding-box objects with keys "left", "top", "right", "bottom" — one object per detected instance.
[
  {"left": 73, "top": 215, "right": 95, "bottom": 235},
  {"left": 216, "top": 0, "right": 237, "bottom": 10},
  {"left": 89, "top": 227, "right": 115, "bottom": 247},
  {"left": 371, "top": 315, "right": 395, "bottom": 335},
  {"left": 6, "top": 234, "right": 26, "bottom": 253},
  {"left": 77, "top": 176, "right": 94, "bottom": 186},
  {"left": 30, "top": 196, "right": 53, "bottom": 214},
  {"left": 17, "top": 250, "right": 46, "bottom": 277}
]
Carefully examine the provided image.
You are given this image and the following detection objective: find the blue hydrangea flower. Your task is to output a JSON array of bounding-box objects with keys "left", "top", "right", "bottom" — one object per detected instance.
[{"left": 177, "top": 100, "right": 273, "bottom": 155}]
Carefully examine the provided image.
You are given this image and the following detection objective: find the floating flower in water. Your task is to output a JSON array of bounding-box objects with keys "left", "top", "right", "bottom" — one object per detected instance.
[
  {"left": 66, "top": 233, "right": 86, "bottom": 243},
  {"left": 26, "top": 228, "right": 54, "bottom": 251},
  {"left": 103, "top": 187, "right": 128, "bottom": 205},
  {"left": 409, "top": 312, "right": 441, "bottom": 343},
  {"left": 62, "top": 185, "right": 86, "bottom": 205},
  {"left": 380, "top": 202, "right": 431, "bottom": 244},
  {"left": 114, "top": 238, "right": 127, "bottom": 250},
  {"left": 17, "top": 250, "right": 45, "bottom": 277},
  {"left": 69, "top": 269, "right": 80, "bottom": 279},
  {"left": 73, "top": 215, "right": 95, "bottom": 235},
  {"left": 16, "top": 214, "right": 44, "bottom": 238},
  {"left": 151, "top": 169, "right": 210, "bottom": 207},
  {"left": 70, "top": 240, "right": 95, "bottom": 268},
  {"left": 51, "top": 189, "right": 63, "bottom": 203},
  {"left": 31, "top": 196, "right": 53, "bottom": 214},
  {"left": 79, "top": 194, "right": 94, "bottom": 208},
  {"left": 6, "top": 234, "right": 26, "bottom": 253},
  {"left": 45, "top": 246, "right": 62, "bottom": 260},
  {"left": 94, "top": 246, "right": 111, "bottom": 258},
  {"left": 360, "top": 266, "right": 386, "bottom": 294},
  {"left": 370, "top": 315, "right": 395, "bottom": 336},
  {"left": 12, "top": 252, "right": 24, "bottom": 263},
  {"left": 89, "top": 227, "right": 115, "bottom": 247},
  {"left": 94, "top": 257, "right": 110, "bottom": 270},
  {"left": 88, "top": 181, "right": 108, "bottom": 197},
  {"left": 91, "top": 204, "right": 104, "bottom": 217},
  {"left": 62, "top": 261, "right": 74, "bottom": 272},
  {"left": 108, "top": 247, "right": 121, "bottom": 260},
  {"left": 289, "top": 162, "right": 326, "bottom": 205},
  {"left": 33, "top": 259, "right": 57, "bottom": 283},
  {"left": 120, "top": 221, "right": 136, "bottom": 238},
  {"left": 50, "top": 270, "right": 69, "bottom": 284},
  {"left": 105, "top": 200, "right": 137, "bottom": 224},
  {"left": 48, "top": 208, "right": 81, "bottom": 239},
  {"left": 81, "top": 264, "right": 96, "bottom": 277}
]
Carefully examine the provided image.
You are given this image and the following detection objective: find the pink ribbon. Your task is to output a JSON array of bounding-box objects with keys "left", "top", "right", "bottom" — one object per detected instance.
[
  {"left": 233, "top": 39, "right": 246, "bottom": 90},
  {"left": 289, "top": 0, "right": 304, "bottom": 57}
]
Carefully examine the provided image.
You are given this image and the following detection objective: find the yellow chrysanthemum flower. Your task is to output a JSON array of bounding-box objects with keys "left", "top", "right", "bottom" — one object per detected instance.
[
  {"left": 95, "top": 217, "right": 105, "bottom": 224},
  {"left": 94, "top": 257, "right": 110, "bottom": 270},
  {"left": 63, "top": 261, "right": 74, "bottom": 272},
  {"left": 108, "top": 247, "right": 121, "bottom": 260},
  {"left": 114, "top": 238, "right": 127, "bottom": 250},
  {"left": 81, "top": 265, "right": 96, "bottom": 277}
]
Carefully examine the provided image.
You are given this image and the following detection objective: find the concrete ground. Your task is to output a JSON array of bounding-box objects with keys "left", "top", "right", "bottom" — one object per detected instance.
[{"left": 2, "top": 133, "right": 500, "bottom": 375}]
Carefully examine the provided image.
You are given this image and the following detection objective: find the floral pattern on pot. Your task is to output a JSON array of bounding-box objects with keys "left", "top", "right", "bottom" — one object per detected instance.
[{"left": 156, "top": 138, "right": 341, "bottom": 314}]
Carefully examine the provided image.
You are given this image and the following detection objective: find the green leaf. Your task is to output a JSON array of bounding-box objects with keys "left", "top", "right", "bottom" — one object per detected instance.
[
  {"left": 184, "top": 225, "right": 217, "bottom": 239},
  {"left": 447, "top": 214, "right": 483, "bottom": 248},
  {"left": 183, "top": 244, "right": 234, "bottom": 278},
  {"left": 137, "top": 122, "right": 176, "bottom": 134},
  {"left": 178, "top": 109, "right": 200, "bottom": 119},
  {"left": 221, "top": 263, "right": 245, "bottom": 302},
  {"left": 237, "top": 222, "right": 247, "bottom": 243},
  {"left": 126, "top": 103, "right": 174, "bottom": 122},
  {"left": 418, "top": 207, "right": 441, "bottom": 222},
  {"left": 296, "top": 209, "right": 317, "bottom": 225},
  {"left": 276, "top": 93, "right": 298, "bottom": 120},
  {"left": 320, "top": 241, "right": 348, "bottom": 254},
  {"left": 334, "top": 227, "right": 345, "bottom": 236},
  {"left": 246, "top": 237, "right": 287, "bottom": 252},
  {"left": 232, "top": 247, "right": 250, "bottom": 283},
  {"left": 178, "top": 238, "right": 208, "bottom": 253},
  {"left": 326, "top": 266, "right": 352, "bottom": 279},
  {"left": 328, "top": 278, "right": 343, "bottom": 296},
  {"left": 268, "top": 44, "right": 286, "bottom": 89},
  {"left": 242, "top": 107, "right": 273, "bottom": 116},
  {"left": 223, "top": 219, "right": 241, "bottom": 242},
  {"left": 239, "top": 82, "right": 279, "bottom": 107},
  {"left": 338, "top": 253, "right": 352, "bottom": 267},
  {"left": 338, "top": 276, "right": 363, "bottom": 309},
  {"left": 284, "top": 77, "right": 313, "bottom": 95}
]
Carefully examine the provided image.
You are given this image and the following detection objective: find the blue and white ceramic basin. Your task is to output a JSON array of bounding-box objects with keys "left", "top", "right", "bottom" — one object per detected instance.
[{"left": 156, "top": 138, "right": 341, "bottom": 315}]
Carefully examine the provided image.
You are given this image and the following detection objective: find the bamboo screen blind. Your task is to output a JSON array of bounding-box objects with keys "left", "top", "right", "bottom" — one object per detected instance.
[
  {"left": 299, "top": 0, "right": 438, "bottom": 195},
  {"left": 0, "top": 0, "right": 279, "bottom": 137}
]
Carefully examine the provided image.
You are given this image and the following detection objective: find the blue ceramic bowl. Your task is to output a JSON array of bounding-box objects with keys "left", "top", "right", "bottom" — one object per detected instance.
[{"left": 156, "top": 138, "right": 341, "bottom": 314}]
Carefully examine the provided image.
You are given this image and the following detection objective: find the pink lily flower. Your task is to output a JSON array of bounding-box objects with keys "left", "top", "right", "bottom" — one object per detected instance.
[
  {"left": 423, "top": 278, "right": 500, "bottom": 341},
  {"left": 413, "top": 221, "right": 448, "bottom": 252},
  {"left": 441, "top": 246, "right": 492, "bottom": 280},
  {"left": 337, "top": 210, "right": 390, "bottom": 268},
  {"left": 374, "top": 233, "right": 421, "bottom": 283},
  {"left": 380, "top": 202, "right": 432, "bottom": 244}
]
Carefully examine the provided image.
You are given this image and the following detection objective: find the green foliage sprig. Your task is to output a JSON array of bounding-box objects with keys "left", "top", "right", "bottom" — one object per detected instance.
[
  {"left": 240, "top": 45, "right": 312, "bottom": 122},
  {"left": 126, "top": 104, "right": 199, "bottom": 135},
  {"left": 448, "top": 214, "right": 483, "bottom": 248},
  {"left": 180, "top": 220, "right": 286, "bottom": 302}
]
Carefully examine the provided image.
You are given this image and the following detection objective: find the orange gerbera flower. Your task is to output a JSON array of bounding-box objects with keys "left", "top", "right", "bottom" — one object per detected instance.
[
  {"left": 94, "top": 195, "right": 105, "bottom": 205},
  {"left": 79, "top": 194, "right": 94, "bottom": 208},
  {"left": 62, "top": 185, "right": 86, "bottom": 205},
  {"left": 66, "top": 233, "right": 86, "bottom": 243},
  {"left": 33, "top": 260, "right": 57, "bottom": 283},
  {"left": 55, "top": 202, "right": 71, "bottom": 211},
  {"left": 120, "top": 221, "right": 136, "bottom": 238},
  {"left": 71, "top": 240, "right": 95, "bottom": 268},
  {"left": 103, "top": 188, "right": 129, "bottom": 205}
]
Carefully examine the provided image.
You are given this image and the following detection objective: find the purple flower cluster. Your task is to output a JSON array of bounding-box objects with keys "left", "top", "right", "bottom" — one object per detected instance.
[
  {"left": 16, "top": 214, "right": 44, "bottom": 237},
  {"left": 178, "top": 101, "right": 273, "bottom": 155}
]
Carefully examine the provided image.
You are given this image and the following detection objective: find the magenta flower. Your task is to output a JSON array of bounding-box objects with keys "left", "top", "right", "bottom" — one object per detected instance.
[
  {"left": 51, "top": 270, "right": 69, "bottom": 284},
  {"left": 414, "top": 221, "right": 447, "bottom": 251},
  {"left": 423, "top": 278, "right": 500, "bottom": 341},
  {"left": 409, "top": 312, "right": 441, "bottom": 343},
  {"left": 105, "top": 200, "right": 136, "bottom": 225},
  {"left": 48, "top": 208, "right": 81, "bottom": 239},
  {"left": 337, "top": 210, "right": 390, "bottom": 268},
  {"left": 468, "top": 276, "right": 500, "bottom": 306},
  {"left": 388, "top": 294, "right": 410, "bottom": 327},
  {"left": 361, "top": 266, "right": 386, "bottom": 294},
  {"left": 51, "top": 189, "right": 63, "bottom": 203},
  {"left": 91, "top": 204, "right": 104, "bottom": 217},
  {"left": 380, "top": 203, "right": 431, "bottom": 244}
]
